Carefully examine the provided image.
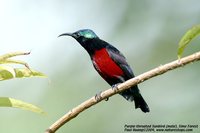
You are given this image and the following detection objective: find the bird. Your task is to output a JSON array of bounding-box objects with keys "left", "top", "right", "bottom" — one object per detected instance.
[{"left": 59, "top": 29, "right": 150, "bottom": 113}]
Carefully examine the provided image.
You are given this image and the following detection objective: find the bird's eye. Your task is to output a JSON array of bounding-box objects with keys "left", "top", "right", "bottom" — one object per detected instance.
[{"left": 73, "top": 33, "right": 80, "bottom": 38}]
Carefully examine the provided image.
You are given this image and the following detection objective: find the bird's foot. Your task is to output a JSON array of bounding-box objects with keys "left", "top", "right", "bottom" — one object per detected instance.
[
  {"left": 105, "top": 97, "right": 109, "bottom": 101},
  {"left": 95, "top": 91, "right": 109, "bottom": 101},
  {"left": 95, "top": 91, "right": 102, "bottom": 102},
  {"left": 111, "top": 83, "right": 121, "bottom": 92}
]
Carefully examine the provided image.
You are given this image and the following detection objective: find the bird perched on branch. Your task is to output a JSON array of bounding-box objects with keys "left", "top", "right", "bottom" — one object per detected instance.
[{"left": 59, "top": 29, "right": 150, "bottom": 113}]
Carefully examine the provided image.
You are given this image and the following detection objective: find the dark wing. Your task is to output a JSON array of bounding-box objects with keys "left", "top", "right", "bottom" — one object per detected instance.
[{"left": 106, "top": 44, "right": 134, "bottom": 80}]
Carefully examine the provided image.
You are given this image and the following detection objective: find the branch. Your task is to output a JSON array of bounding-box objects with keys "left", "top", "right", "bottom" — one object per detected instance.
[{"left": 45, "top": 51, "right": 200, "bottom": 133}]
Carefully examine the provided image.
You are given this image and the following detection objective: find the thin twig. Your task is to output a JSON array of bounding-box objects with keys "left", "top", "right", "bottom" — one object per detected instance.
[
  {"left": 0, "top": 51, "right": 31, "bottom": 69},
  {"left": 45, "top": 51, "right": 200, "bottom": 133},
  {"left": 0, "top": 51, "right": 30, "bottom": 60}
]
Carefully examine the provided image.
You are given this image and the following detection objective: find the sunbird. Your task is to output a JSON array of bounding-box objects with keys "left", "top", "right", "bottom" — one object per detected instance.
[{"left": 59, "top": 29, "right": 150, "bottom": 113}]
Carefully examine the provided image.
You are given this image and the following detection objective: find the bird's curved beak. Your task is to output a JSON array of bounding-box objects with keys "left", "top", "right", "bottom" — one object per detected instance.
[{"left": 58, "top": 33, "right": 73, "bottom": 37}]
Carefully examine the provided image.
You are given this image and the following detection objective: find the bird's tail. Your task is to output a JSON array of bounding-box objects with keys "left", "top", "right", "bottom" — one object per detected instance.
[
  {"left": 120, "top": 86, "right": 150, "bottom": 113},
  {"left": 133, "top": 93, "right": 150, "bottom": 113}
]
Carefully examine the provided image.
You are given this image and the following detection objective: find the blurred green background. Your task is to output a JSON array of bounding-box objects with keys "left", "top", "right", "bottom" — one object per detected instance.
[{"left": 0, "top": 0, "right": 200, "bottom": 133}]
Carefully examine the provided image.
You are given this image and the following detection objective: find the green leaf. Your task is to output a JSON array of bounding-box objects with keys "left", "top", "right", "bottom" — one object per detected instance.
[
  {"left": 14, "top": 68, "right": 46, "bottom": 78},
  {"left": 0, "top": 66, "right": 46, "bottom": 81},
  {"left": 0, "top": 51, "right": 46, "bottom": 114},
  {"left": 0, "top": 66, "right": 15, "bottom": 80},
  {"left": 178, "top": 24, "right": 200, "bottom": 59},
  {"left": 0, "top": 97, "right": 45, "bottom": 114}
]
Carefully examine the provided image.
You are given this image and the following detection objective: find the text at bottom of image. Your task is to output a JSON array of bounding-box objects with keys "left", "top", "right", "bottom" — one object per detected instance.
[{"left": 124, "top": 124, "right": 199, "bottom": 132}]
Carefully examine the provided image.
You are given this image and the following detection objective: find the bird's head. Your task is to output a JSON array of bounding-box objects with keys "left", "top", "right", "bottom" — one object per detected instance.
[{"left": 59, "top": 29, "right": 99, "bottom": 44}]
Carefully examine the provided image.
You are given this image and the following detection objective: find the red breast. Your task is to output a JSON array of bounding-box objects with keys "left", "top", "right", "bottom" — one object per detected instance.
[{"left": 92, "top": 48, "right": 124, "bottom": 78}]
